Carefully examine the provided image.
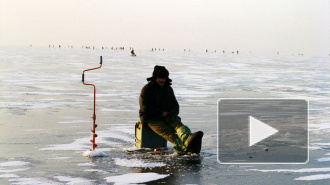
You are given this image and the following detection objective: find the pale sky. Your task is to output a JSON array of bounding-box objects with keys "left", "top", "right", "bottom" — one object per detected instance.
[{"left": 0, "top": 0, "right": 329, "bottom": 55}]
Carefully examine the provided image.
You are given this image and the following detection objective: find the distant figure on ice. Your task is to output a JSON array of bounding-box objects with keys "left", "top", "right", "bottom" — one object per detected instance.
[
  {"left": 131, "top": 49, "right": 136, "bottom": 56},
  {"left": 139, "top": 66, "right": 204, "bottom": 153}
]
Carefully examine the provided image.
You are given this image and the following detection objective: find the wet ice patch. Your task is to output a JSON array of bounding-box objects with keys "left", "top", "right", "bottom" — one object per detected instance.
[
  {"left": 0, "top": 173, "right": 19, "bottom": 178},
  {"left": 316, "top": 157, "right": 330, "bottom": 162},
  {"left": 84, "top": 169, "right": 108, "bottom": 174},
  {"left": 9, "top": 177, "right": 59, "bottom": 184},
  {"left": 77, "top": 163, "right": 96, "bottom": 167},
  {"left": 101, "top": 108, "right": 136, "bottom": 112},
  {"left": 309, "top": 123, "right": 330, "bottom": 132},
  {"left": 48, "top": 156, "right": 71, "bottom": 160},
  {"left": 175, "top": 88, "right": 216, "bottom": 98},
  {"left": 239, "top": 166, "right": 255, "bottom": 168},
  {"left": 34, "top": 85, "right": 69, "bottom": 91},
  {"left": 114, "top": 158, "right": 167, "bottom": 168},
  {"left": 58, "top": 120, "right": 90, "bottom": 124},
  {"left": 112, "top": 125, "right": 135, "bottom": 135},
  {"left": 246, "top": 167, "right": 330, "bottom": 173},
  {"left": 309, "top": 146, "right": 323, "bottom": 150},
  {"left": 40, "top": 138, "right": 91, "bottom": 151},
  {"left": 23, "top": 129, "right": 44, "bottom": 132},
  {"left": 295, "top": 174, "right": 330, "bottom": 181},
  {"left": 0, "top": 168, "right": 30, "bottom": 173},
  {"left": 39, "top": 125, "right": 133, "bottom": 151},
  {"left": 310, "top": 142, "right": 330, "bottom": 150},
  {"left": 55, "top": 176, "right": 95, "bottom": 184},
  {"left": 105, "top": 173, "right": 169, "bottom": 184},
  {"left": 0, "top": 161, "right": 30, "bottom": 177},
  {"left": 0, "top": 161, "right": 30, "bottom": 167},
  {"left": 123, "top": 146, "right": 145, "bottom": 151},
  {"left": 98, "top": 128, "right": 133, "bottom": 143},
  {"left": 313, "top": 143, "right": 330, "bottom": 147}
]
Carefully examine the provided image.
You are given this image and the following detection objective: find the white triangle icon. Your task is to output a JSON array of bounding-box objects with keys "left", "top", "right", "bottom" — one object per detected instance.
[{"left": 249, "top": 116, "right": 278, "bottom": 147}]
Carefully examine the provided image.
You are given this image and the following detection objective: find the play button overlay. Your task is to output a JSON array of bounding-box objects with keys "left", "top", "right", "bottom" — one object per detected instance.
[
  {"left": 249, "top": 116, "right": 278, "bottom": 147},
  {"left": 217, "top": 99, "right": 308, "bottom": 164}
]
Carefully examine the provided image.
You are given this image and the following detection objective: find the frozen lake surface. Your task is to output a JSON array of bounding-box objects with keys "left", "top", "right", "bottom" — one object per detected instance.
[{"left": 0, "top": 46, "right": 329, "bottom": 184}]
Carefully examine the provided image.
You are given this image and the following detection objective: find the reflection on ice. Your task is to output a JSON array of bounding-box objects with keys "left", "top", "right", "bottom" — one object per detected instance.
[
  {"left": 105, "top": 173, "right": 169, "bottom": 184},
  {"left": 295, "top": 174, "right": 330, "bottom": 181},
  {"left": 114, "top": 158, "right": 167, "bottom": 168},
  {"left": 0, "top": 174, "right": 19, "bottom": 178},
  {"left": 0, "top": 161, "right": 30, "bottom": 167},
  {"left": 9, "top": 177, "right": 60, "bottom": 184},
  {"left": 0, "top": 168, "right": 30, "bottom": 173},
  {"left": 246, "top": 167, "right": 330, "bottom": 173},
  {"left": 55, "top": 176, "right": 95, "bottom": 184},
  {"left": 40, "top": 125, "right": 134, "bottom": 151},
  {"left": 316, "top": 157, "right": 330, "bottom": 162}
]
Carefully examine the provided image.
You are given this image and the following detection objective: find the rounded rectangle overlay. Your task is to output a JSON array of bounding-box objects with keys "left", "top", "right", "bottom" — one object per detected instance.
[{"left": 217, "top": 98, "right": 309, "bottom": 164}]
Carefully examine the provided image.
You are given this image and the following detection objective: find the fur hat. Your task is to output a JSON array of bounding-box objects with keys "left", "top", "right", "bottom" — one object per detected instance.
[
  {"left": 152, "top": 65, "right": 169, "bottom": 78},
  {"left": 147, "top": 65, "right": 172, "bottom": 85}
]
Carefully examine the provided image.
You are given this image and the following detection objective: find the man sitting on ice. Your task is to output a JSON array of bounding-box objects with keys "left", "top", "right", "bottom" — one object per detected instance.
[{"left": 139, "top": 65, "right": 203, "bottom": 153}]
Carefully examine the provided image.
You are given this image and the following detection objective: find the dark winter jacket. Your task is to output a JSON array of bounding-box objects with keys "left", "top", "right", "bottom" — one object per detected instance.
[{"left": 139, "top": 81, "right": 179, "bottom": 123}]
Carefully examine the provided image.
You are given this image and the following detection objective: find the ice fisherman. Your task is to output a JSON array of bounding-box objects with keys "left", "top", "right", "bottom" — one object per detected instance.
[
  {"left": 131, "top": 49, "right": 136, "bottom": 56},
  {"left": 139, "top": 65, "right": 204, "bottom": 153}
]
